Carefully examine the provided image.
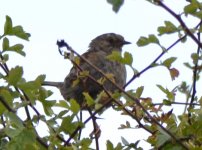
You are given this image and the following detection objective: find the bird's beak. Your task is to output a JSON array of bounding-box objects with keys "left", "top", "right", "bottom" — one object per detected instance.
[{"left": 123, "top": 41, "right": 131, "bottom": 45}]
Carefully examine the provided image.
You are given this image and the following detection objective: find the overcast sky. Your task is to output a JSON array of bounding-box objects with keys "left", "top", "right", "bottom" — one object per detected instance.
[{"left": 1, "top": 0, "right": 195, "bottom": 149}]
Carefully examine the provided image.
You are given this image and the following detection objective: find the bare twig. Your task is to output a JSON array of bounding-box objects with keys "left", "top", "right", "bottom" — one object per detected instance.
[{"left": 152, "top": 102, "right": 200, "bottom": 106}]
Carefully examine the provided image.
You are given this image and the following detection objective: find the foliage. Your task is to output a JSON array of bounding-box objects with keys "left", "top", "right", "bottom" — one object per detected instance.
[{"left": 1, "top": 0, "right": 202, "bottom": 149}]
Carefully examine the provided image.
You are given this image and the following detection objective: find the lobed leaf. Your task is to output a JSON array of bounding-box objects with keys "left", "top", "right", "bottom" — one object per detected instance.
[
  {"left": 4, "top": 16, "right": 13, "bottom": 35},
  {"left": 7, "top": 66, "right": 23, "bottom": 86},
  {"left": 136, "top": 34, "right": 159, "bottom": 47},
  {"left": 158, "top": 21, "right": 178, "bottom": 35}
]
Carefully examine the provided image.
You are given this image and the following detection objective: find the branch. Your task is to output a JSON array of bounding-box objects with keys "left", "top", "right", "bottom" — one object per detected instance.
[
  {"left": 152, "top": 101, "right": 200, "bottom": 106},
  {"left": 124, "top": 34, "right": 186, "bottom": 88},
  {"left": 157, "top": 1, "right": 202, "bottom": 49},
  {"left": 0, "top": 96, "right": 16, "bottom": 113}
]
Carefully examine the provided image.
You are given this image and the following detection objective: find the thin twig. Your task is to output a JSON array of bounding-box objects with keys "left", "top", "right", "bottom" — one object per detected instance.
[
  {"left": 152, "top": 102, "right": 200, "bottom": 106},
  {"left": 157, "top": 1, "right": 202, "bottom": 49},
  {"left": 88, "top": 109, "right": 100, "bottom": 150}
]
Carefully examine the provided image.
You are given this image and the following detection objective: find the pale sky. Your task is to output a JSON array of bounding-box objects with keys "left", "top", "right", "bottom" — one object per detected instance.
[{"left": 0, "top": 0, "right": 196, "bottom": 149}]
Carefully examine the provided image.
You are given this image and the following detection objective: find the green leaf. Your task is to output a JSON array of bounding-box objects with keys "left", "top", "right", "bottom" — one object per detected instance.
[
  {"left": 184, "top": 2, "right": 199, "bottom": 15},
  {"left": 6, "top": 128, "right": 37, "bottom": 150},
  {"left": 83, "top": 92, "right": 95, "bottom": 107},
  {"left": 2, "top": 37, "right": 9, "bottom": 50},
  {"left": 59, "top": 116, "right": 82, "bottom": 134},
  {"left": 135, "top": 86, "right": 144, "bottom": 98},
  {"left": 106, "top": 140, "right": 114, "bottom": 150},
  {"left": 8, "top": 44, "right": 25, "bottom": 56},
  {"left": 35, "top": 74, "right": 46, "bottom": 84},
  {"left": 107, "top": 51, "right": 122, "bottom": 62},
  {"left": 191, "top": 53, "right": 199, "bottom": 64},
  {"left": 55, "top": 100, "right": 69, "bottom": 109},
  {"left": 156, "top": 126, "right": 171, "bottom": 147},
  {"left": 6, "top": 112, "right": 24, "bottom": 129},
  {"left": 79, "top": 138, "right": 92, "bottom": 149},
  {"left": 136, "top": 34, "right": 159, "bottom": 47},
  {"left": 69, "top": 99, "right": 80, "bottom": 114},
  {"left": 42, "top": 100, "right": 56, "bottom": 116},
  {"left": 162, "top": 57, "right": 177, "bottom": 68},
  {"left": 163, "top": 99, "right": 172, "bottom": 106},
  {"left": 12, "top": 26, "right": 31, "bottom": 41},
  {"left": 107, "top": 51, "right": 133, "bottom": 65},
  {"left": 136, "top": 36, "right": 149, "bottom": 46},
  {"left": 158, "top": 21, "right": 178, "bottom": 35},
  {"left": 0, "top": 88, "right": 14, "bottom": 115},
  {"left": 123, "top": 52, "right": 133, "bottom": 65},
  {"left": 7, "top": 66, "right": 23, "bottom": 86},
  {"left": 4, "top": 16, "right": 13, "bottom": 35},
  {"left": 18, "top": 81, "right": 40, "bottom": 91},
  {"left": 148, "top": 34, "right": 159, "bottom": 44},
  {"left": 2, "top": 37, "right": 25, "bottom": 56},
  {"left": 107, "top": 0, "right": 124, "bottom": 13},
  {"left": 157, "top": 85, "right": 175, "bottom": 101}
]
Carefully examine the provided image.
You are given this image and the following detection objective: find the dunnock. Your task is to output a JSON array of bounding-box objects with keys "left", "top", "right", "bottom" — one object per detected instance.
[{"left": 43, "top": 33, "right": 130, "bottom": 109}]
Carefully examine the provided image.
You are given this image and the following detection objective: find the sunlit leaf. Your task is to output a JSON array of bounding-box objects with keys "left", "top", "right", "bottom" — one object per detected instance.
[
  {"left": 69, "top": 99, "right": 80, "bottom": 114},
  {"left": 123, "top": 52, "right": 133, "bottom": 65},
  {"left": 83, "top": 92, "right": 95, "bottom": 107}
]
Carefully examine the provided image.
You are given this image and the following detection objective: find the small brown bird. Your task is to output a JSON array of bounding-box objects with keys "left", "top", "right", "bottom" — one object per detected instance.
[{"left": 43, "top": 33, "right": 130, "bottom": 109}]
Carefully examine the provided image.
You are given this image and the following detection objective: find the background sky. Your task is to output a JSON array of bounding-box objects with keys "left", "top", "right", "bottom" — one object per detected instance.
[{"left": 0, "top": 0, "right": 196, "bottom": 149}]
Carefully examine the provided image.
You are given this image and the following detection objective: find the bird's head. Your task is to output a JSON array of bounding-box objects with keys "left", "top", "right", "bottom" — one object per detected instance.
[{"left": 89, "top": 33, "right": 131, "bottom": 53}]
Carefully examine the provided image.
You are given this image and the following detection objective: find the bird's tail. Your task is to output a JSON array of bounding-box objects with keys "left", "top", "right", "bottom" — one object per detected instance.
[{"left": 42, "top": 81, "right": 63, "bottom": 88}]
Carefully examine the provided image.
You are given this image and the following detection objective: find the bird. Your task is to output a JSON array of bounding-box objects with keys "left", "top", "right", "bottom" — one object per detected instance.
[{"left": 43, "top": 33, "right": 130, "bottom": 110}]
